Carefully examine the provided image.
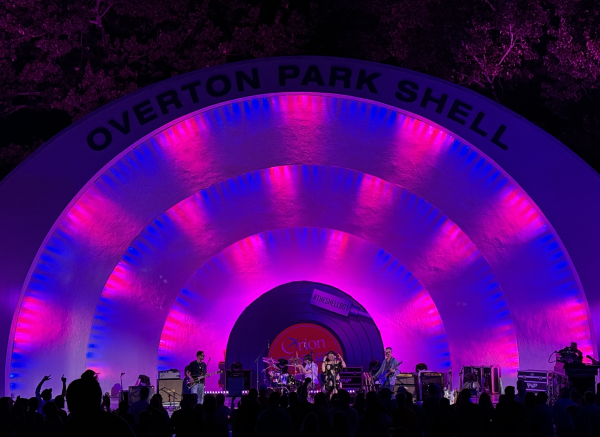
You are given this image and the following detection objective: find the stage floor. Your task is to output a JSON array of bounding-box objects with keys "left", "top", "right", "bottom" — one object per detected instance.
[{"left": 109, "top": 392, "right": 503, "bottom": 414}]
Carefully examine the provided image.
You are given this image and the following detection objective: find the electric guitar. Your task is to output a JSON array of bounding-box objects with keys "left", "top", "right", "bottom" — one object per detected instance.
[
  {"left": 444, "top": 388, "right": 456, "bottom": 404},
  {"left": 186, "top": 370, "right": 222, "bottom": 388},
  {"left": 378, "top": 361, "right": 402, "bottom": 385}
]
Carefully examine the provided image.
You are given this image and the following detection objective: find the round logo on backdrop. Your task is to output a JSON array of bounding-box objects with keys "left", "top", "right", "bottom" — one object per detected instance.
[{"left": 268, "top": 323, "right": 343, "bottom": 369}]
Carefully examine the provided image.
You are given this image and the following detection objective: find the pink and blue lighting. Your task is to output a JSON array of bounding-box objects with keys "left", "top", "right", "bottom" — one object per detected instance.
[{"left": 6, "top": 93, "right": 592, "bottom": 396}]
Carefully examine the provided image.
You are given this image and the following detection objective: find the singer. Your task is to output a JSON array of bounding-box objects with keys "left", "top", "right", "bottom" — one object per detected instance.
[{"left": 322, "top": 351, "right": 346, "bottom": 398}]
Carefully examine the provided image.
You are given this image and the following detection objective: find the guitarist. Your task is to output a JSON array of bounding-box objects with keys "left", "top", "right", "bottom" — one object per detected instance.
[
  {"left": 374, "top": 347, "right": 400, "bottom": 389},
  {"left": 296, "top": 354, "right": 319, "bottom": 389},
  {"left": 185, "top": 350, "right": 207, "bottom": 404}
]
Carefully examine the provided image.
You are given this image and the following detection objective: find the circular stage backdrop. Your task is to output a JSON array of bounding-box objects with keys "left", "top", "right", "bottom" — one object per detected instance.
[
  {"left": 224, "top": 281, "right": 384, "bottom": 375},
  {"left": 269, "top": 323, "right": 343, "bottom": 362},
  {"left": 1, "top": 57, "right": 600, "bottom": 395}
]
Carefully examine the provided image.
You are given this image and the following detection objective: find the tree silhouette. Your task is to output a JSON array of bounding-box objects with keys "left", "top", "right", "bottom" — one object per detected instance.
[{"left": 1, "top": 0, "right": 599, "bottom": 179}]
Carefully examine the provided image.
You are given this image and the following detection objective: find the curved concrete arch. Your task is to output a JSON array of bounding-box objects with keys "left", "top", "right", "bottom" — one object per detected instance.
[
  {"left": 80, "top": 165, "right": 515, "bottom": 391},
  {"left": 2, "top": 75, "right": 595, "bottom": 395}
]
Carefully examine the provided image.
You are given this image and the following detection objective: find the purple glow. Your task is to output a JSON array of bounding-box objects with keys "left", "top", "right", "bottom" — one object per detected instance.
[
  {"left": 7, "top": 94, "right": 591, "bottom": 395},
  {"left": 83, "top": 166, "right": 518, "bottom": 389},
  {"left": 156, "top": 227, "right": 449, "bottom": 389}
]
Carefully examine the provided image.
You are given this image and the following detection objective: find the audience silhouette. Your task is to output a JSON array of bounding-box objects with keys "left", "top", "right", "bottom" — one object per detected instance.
[
  {"left": 63, "top": 377, "right": 134, "bottom": 437},
  {"left": 255, "top": 391, "right": 294, "bottom": 436},
  {"left": 10, "top": 372, "right": 600, "bottom": 437},
  {"left": 169, "top": 394, "right": 196, "bottom": 437},
  {"left": 129, "top": 386, "right": 150, "bottom": 424}
]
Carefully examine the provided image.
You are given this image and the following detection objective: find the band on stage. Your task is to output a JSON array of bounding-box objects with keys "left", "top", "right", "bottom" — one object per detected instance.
[
  {"left": 181, "top": 342, "right": 600, "bottom": 406},
  {"left": 183, "top": 347, "right": 401, "bottom": 403}
]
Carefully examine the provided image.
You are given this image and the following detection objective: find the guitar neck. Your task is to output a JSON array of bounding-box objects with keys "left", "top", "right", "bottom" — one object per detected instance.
[{"left": 194, "top": 371, "right": 219, "bottom": 380}]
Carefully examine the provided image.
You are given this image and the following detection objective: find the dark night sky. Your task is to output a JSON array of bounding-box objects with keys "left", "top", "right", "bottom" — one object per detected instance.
[{"left": 1, "top": 0, "right": 599, "bottom": 180}]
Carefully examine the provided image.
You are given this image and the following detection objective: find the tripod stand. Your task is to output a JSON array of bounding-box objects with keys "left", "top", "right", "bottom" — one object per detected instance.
[{"left": 159, "top": 387, "right": 182, "bottom": 409}]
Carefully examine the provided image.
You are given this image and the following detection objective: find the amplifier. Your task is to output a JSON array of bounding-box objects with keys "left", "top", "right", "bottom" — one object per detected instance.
[
  {"left": 157, "top": 379, "right": 183, "bottom": 401},
  {"left": 339, "top": 371, "right": 363, "bottom": 389},
  {"left": 394, "top": 373, "right": 417, "bottom": 397},
  {"left": 344, "top": 367, "right": 363, "bottom": 373},
  {"left": 225, "top": 370, "right": 252, "bottom": 390},
  {"left": 419, "top": 372, "right": 446, "bottom": 385},
  {"left": 128, "top": 386, "right": 155, "bottom": 404},
  {"left": 158, "top": 369, "right": 181, "bottom": 379},
  {"left": 418, "top": 372, "right": 448, "bottom": 401},
  {"left": 396, "top": 373, "right": 418, "bottom": 385},
  {"left": 228, "top": 377, "right": 245, "bottom": 397}
]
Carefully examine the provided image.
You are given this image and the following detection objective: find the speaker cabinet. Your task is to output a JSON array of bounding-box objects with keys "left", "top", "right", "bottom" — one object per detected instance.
[
  {"left": 394, "top": 373, "right": 418, "bottom": 397},
  {"left": 227, "top": 377, "right": 244, "bottom": 397},
  {"left": 157, "top": 379, "right": 183, "bottom": 402},
  {"left": 225, "top": 370, "right": 252, "bottom": 390}
]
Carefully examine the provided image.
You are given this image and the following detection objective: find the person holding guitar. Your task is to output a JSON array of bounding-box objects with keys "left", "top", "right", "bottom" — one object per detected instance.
[
  {"left": 185, "top": 350, "right": 208, "bottom": 404},
  {"left": 374, "top": 347, "right": 401, "bottom": 390}
]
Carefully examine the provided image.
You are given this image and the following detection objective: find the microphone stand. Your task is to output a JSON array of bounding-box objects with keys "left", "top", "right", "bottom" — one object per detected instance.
[
  {"left": 254, "top": 341, "right": 269, "bottom": 390},
  {"left": 331, "top": 356, "right": 340, "bottom": 398},
  {"left": 120, "top": 373, "right": 125, "bottom": 403}
]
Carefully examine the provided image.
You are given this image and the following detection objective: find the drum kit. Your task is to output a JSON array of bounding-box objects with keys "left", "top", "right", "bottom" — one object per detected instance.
[{"left": 262, "top": 356, "right": 312, "bottom": 394}]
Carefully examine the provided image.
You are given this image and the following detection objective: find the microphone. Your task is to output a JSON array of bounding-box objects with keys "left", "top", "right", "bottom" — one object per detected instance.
[{"left": 120, "top": 372, "right": 125, "bottom": 376}]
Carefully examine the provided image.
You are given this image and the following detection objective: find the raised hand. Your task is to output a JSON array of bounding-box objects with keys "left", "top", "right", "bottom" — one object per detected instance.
[
  {"left": 43, "top": 375, "right": 51, "bottom": 381},
  {"left": 61, "top": 374, "right": 66, "bottom": 383}
]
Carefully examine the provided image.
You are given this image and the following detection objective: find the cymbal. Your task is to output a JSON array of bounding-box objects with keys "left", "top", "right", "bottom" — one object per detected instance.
[
  {"left": 263, "top": 357, "right": 278, "bottom": 364},
  {"left": 288, "top": 357, "right": 302, "bottom": 365}
]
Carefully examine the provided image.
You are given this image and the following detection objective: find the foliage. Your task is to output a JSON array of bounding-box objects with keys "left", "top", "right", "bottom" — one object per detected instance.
[{"left": 1, "top": 0, "right": 599, "bottom": 179}]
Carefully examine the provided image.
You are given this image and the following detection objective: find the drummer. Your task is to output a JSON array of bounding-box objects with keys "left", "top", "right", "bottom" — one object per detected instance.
[
  {"left": 278, "top": 358, "right": 289, "bottom": 375},
  {"left": 263, "top": 356, "right": 282, "bottom": 388},
  {"left": 296, "top": 354, "right": 319, "bottom": 388}
]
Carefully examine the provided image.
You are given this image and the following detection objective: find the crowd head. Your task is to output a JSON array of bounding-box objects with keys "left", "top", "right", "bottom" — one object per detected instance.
[{"left": 4, "top": 372, "right": 598, "bottom": 437}]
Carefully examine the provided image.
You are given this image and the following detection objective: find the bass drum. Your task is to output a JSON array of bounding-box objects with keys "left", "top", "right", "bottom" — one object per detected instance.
[
  {"left": 270, "top": 371, "right": 289, "bottom": 385},
  {"left": 287, "top": 376, "right": 298, "bottom": 391}
]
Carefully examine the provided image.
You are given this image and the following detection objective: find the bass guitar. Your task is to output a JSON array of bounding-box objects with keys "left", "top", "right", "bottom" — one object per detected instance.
[
  {"left": 186, "top": 370, "right": 222, "bottom": 388},
  {"left": 378, "top": 361, "right": 402, "bottom": 385}
]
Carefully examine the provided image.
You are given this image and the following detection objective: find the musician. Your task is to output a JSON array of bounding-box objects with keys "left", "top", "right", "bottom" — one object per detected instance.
[
  {"left": 569, "top": 342, "right": 583, "bottom": 361},
  {"left": 296, "top": 354, "right": 319, "bottom": 388},
  {"left": 322, "top": 351, "right": 346, "bottom": 397},
  {"left": 269, "top": 358, "right": 290, "bottom": 388},
  {"left": 185, "top": 350, "right": 207, "bottom": 404},
  {"left": 374, "top": 347, "right": 400, "bottom": 389},
  {"left": 277, "top": 358, "right": 289, "bottom": 375}
]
